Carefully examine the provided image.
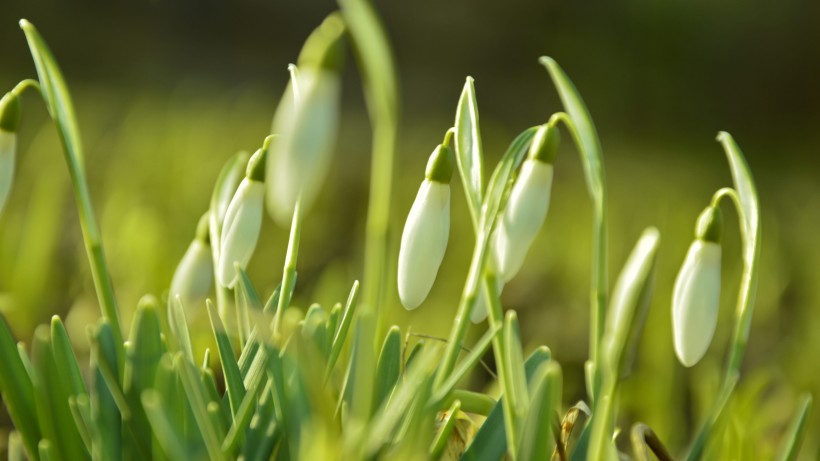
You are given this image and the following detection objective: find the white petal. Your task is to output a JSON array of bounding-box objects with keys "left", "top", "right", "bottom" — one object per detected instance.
[
  {"left": 0, "top": 130, "right": 16, "bottom": 216},
  {"left": 268, "top": 69, "right": 340, "bottom": 226},
  {"left": 493, "top": 159, "right": 553, "bottom": 283},
  {"left": 218, "top": 179, "right": 264, "bottom": 288},
  {"left": 170, "top": 240, "right": 214, "bottom": 309},
  {"left": 672, "top": 240, "right": 721, "bottom": 367},
  {"left": 398, "top": 180, "right": 450, "bottom": 309}
]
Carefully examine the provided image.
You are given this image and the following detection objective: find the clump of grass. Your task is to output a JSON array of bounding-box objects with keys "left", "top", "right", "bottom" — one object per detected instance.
[{"left": 0, "top": 1, "right": 813, "bottom": 460}]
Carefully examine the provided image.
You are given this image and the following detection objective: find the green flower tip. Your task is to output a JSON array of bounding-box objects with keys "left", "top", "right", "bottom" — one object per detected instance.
[
  {"left": 442, "top": 127, "right": 455, "bottom": 150},
  {"left": 528, "top": 123, "right": 560, "bottom": 164},
  {"left": 0, "top": 92, "right": 21, "bottom": 133},
  {"left": 195, "top": 212, "right": 211, "bottom": 244},
  {"left": 425, "top": 142, "right": 453, "bottom": 184},
  {"left": 695, "top": 205, "right": 722, "bottom": 243},
  {"left": 297, "top": 13, "right": 347, "bottom": 72},
  {"left": 246, "top": 145, "right": 268, "bottom": 182}
]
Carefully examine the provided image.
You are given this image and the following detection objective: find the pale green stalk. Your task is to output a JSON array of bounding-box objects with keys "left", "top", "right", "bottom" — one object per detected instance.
[
  {"left": 273, "top": 200, "right": 301, "bottom": 343},
  {"left": 20, "top": 20, "right": 124, "bottom": 358}
]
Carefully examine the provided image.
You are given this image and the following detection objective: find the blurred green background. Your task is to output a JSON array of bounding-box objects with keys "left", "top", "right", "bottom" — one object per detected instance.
[{"left": 1, "top": 0, "right": 819, "bottom": 458}]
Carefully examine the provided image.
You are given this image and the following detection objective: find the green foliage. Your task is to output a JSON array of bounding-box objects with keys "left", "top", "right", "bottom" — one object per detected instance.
[{"left": 0, "top": 4, "right": 814, "bottom": 461}]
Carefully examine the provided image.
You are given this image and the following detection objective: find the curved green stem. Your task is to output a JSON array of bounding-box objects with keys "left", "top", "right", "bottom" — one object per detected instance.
[
  {"left": 12, "top": 79, "right": 41, "bottom": 97},
  {"left": 549, "top": 111, "right": 608, "bottom": 400}
]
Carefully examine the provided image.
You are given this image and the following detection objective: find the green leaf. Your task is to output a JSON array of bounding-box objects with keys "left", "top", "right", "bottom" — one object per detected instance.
[
  {"left": 50, "top": 316, "right": 87, "bottom": 399},
  {"left": 173, "top": 353, "right": 227, "bottom": 461},
  {"left": 373, "top": 326, "right": 402, "bottom": 413},
  {"left": 501, "top": 311, "right": 529, "bottom": 454},
  {"left": 122, "top": 297, "right": 165, "bottom": 459},
  {"left": 684, "top": 372, "right": 738, "bottom": 461},
  {"left": 168, "top": 296, "right": 194, "bottom": 364},
  {"left": 0, "top": 314, "right": 40, "bottom": 458},
  {"left": 90, "top": 321, "right": 124, "bottom": 461},
  {"left": 601, "top": 227, "right": 660, "bottom": 381},
  {"left": 775, "top": 393, "right": 812, "bottom": 461},
  {"left": 430, "top": 400, "right": 462, "bottom": 461},
  {"left": 142, "top": 389, "right": 189, "bottom": 461},
  {"left": 8, "top": 431, "right": 25, "bottom": 461},
  {"left": 327, "top": 280, "right": 360, "bottom": 377},
  {"left": 302, "top": 303, "right": 329, "bottom": 357},
  {"left": 539, "top": 57, "right": 604, "bottom": 203},
  {"left": 207, "top": 300, "right": 246, "bottom": 419},
  {"left": 32, "top": 325, "right": 89, "bottom": 461},
  {"left": 518, "top": 361, "right": 562, "bottom": 461},
  {"left": 19, "top": 20, "right": 123, "bottom": 353},
  {"left": 433, "top": 323, "right": 501, "bottom": 403},
  {"left": 222, "top": 347, "right": 270, "bottom": 454},
  {"left": 460, "top": 346, "right": 551, "bottom": 461},
  {"left": 454, "top": 77, "right": 485, "bottom": 225}
]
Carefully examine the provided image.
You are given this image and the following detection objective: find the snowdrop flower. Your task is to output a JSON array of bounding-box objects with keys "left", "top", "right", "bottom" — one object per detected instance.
[
  {"left": 218, "top": 146, "right": 267, "bottom": 288},
  {"left": 492, "top": 123, "right": 559, "bottom": 283},
  {"left": 0, "top": 92, "right": 21, "bottom": 216},
  {"left": 672, "top": 205, "right": 723, "bottom": 367},
  {"left": 267, "top": 15, "right": 345, "bottom": 226},
  {"left": 398, "top": 142, "right": 452, "bottom": 310},
  {"left": 170, "top": 213, "right": 214, "bottom": 309}
]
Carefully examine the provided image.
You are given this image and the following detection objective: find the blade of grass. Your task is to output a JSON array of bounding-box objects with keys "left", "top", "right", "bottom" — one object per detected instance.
[
  {"left": 373, "top": 326, "right": 402, "bottom": 414},
  {"left": 89, "top": 321, "right": 124, "bottom": 461},
  {"left": 430, "top": 400, "right": 462, "bottom": 461},
  {"left": 0, "top": 314, "right": 40, "bottom": 457},
  {"left": 540, "top": 57, "right": 608, "bottom": 401},
  {"left": 207, "top": 300, "right": 246, "bottom": 419},
  {"left": 326, "top": 280, "right": 360, "bottom": 377},
  {"left": 518, "top": 361, "right": 562, "bottom": 461},
  {"left": 142, "top": 389, "right": 189, "bottom": 461},
  {"left": 775, "top": 393, "right": 812, "bottom": 461},
  {"left": 454, "top": 77, "right": 484, "bottom": 225},
  {"left": 20, "top": 20, "right": 123, "bottom": 356},
  {"left": 433, "top": 323, "right": 501, "bottom": 404}
]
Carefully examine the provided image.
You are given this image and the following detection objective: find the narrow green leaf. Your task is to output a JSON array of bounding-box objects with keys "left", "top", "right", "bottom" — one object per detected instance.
[
  {"left": 518, "top": 361, "right": 562, "bottom": 461},
  {"left": 240, "top": 380, "right": 278, "bottom": 461},
  {"left": 207, "top": 300, "right": 246, "bottom": 419},
  {"left": 32, "top": 325, "right": 89, "bottom": 461},
  {"left": 539, "top": 56, "right": 604, "bottom": 203},
  {"left": 0, "top": 314, "right": 40, "bottom": 458},
  {"left": 433, "top": 323, "right": 501, "bottom": 404},
  {"left": 222, "top": 347, "right": 270, "bottom": 454},
  {"left": 454, "top": 77, "right": 484, "bottom": 224},
  {"left": 431, "top": 400, "right": 462, "bottom": 461},
  {"left": 775, "top": 393, "right": 812, "bottom": 461},
  {"left": 20, "top": 20, "right": 123, "bottom": 353},
  {"left": 302, "top": 303, "right": 329, "bottom": 357},
  {"left": 90, "top": 321, "right": 123, "bottom": 461},
  {"left": 38, "top": 440, "right": 54, "bottom": 461},
  {"left": 684, "top": 372, "right": 739, "bottom": 461},
  {"left": 141, "top": 390, "right": 189, "bottom": 461},
  {"left": 460, "top": 346, "right": 551, "bottom": 461},
  {"left": 327, "top": 280, "right": 360, "bottom": 376},
  {"left": 173, "top": 353, "right": 228, "bottom": 461},
  {"left": 50, "top": 316, "right": 87, "bottom": 398},
  {"left": 373, "top": 326, "right": 402, "bottom": 413},
  {"left": 67, "top": 396, "right": 94, "bottom": 454},
  {"left": 630, "top": 423, "right": 674, "bottom": 461},
  {"left": 122, "top": 297, "right": 164, "bottom": 459},
  {"left": 168, "top": 296, "right": 194, "bottom": 364},
  {"left": 602, "top": 227, "right": 659, "bottom": 381}
]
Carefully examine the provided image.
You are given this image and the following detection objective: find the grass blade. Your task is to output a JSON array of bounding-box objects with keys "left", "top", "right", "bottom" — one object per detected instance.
[
  {"left": 90, "top": 321, "right": 123, "bottom": 461},
  {"left": 518, "top": 361, "right": 562, "bottom": 461},
  {"left": 454, "top": 77, "right": 484, "bottom": 225},
  {"left": 0, "top": 314, "right": 40, "bottom": 457},
  {"left": 326, "top": 280, "right": 360, "bottom": 377},
  {"left": 19, "top": 19, "right": 123, "bottom": 354},
  {"left": 434, "top": 323, "right": 501, "bottom": 403},
  {"left": 207, "top": 300, "right": 246, "bottom": 419},
  {"left": 373, "top": 326, "right": 402, "bottom": 413},
  {"left": 775, "top": 393, "right": 812, "bottom": 461},
  {"left": 431, "top": 400, "right": 462, "bottom": 461},
  {"left": 460, "top": 346, "right": 551, "bottom": 461}
]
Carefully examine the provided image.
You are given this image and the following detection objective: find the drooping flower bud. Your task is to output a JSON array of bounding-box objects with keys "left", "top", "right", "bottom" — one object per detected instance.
[
  {"left": 672, "top": 205, "right": 723, "bottom": 367},
  {"left": 170, "top": 213, "right": 214, "bottom": 310},
  {"left": 398, "top": 142, "right": 452, "bottom": 309},
  {"left": 217, "top": 146, "right": 267, "bottom": 288},
  {"left": 492, "top": 123, "right": 559, "bottom": 283},
  {"left": 0, "top": 92, "right": 22, "bottom": 216},
  {"left": 267, "top": 15, "right": 345, "bottom": 226}
]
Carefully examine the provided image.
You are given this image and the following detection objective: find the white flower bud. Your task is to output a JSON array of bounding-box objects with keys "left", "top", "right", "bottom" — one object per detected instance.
[
  {"left": 218, "top": 178, "right": 264, "bottom": 288},
  {"left": 398, "top": 179, "right": 450, "bottom": 309},
  {"left": 492, "top": 158, "right": 553, "bottom": 283},
  {"left": 672, "top": 240, "right": 722, "bottom": 367},
  {"left": 0, "top": 130, "right": 16, "bottom": 216},
  {"left": 267, "top": 68, "right": 340, "bottom": 226},
  {"left": 170, "top": 239, "right": 213, "bottom": 310}
]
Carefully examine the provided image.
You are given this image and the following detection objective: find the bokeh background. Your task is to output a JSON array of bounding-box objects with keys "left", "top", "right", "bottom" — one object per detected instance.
[{"left": 1, "top": 0, "right": 819, "bottom": 458}]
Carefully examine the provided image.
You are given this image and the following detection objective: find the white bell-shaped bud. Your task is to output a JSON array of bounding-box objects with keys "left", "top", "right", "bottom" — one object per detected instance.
[
  {"left": 218, "top": 172, "right": 265, "bottom": 288},
  {"left": 170, "top": 214, "right": 213, "bottom": 309},
  {"left": 492, "top": 158, "right": 554, "bottom": 283},
  {"left": 672, "top": 206, "right": 723, "bottom": 367}
]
